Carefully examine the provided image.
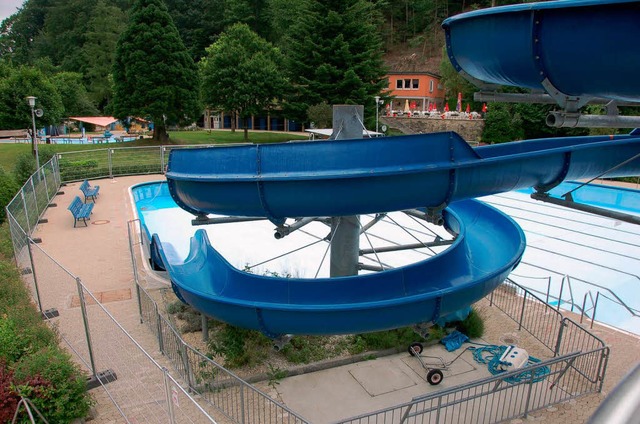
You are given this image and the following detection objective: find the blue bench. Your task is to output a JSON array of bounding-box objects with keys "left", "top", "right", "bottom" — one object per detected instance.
[
  {"left": 80, "top": 180, "right": 100, "bottom": 202},
  {"left": 68, "top": 196, "right": 94, "bottom": 227}
]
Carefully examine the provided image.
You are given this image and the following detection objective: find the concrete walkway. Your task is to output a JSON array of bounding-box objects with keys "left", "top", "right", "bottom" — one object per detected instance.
[{"left": 30, "top": 175, "right": 640, "bottom": 424}]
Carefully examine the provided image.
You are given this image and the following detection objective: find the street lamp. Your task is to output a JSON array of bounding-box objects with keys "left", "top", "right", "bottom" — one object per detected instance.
[
  {"left": 26, "top": 96, "right": 40, "bottom": 172},
  {"left": 374, "top": 95, "right": 381, "bottom": 134}
]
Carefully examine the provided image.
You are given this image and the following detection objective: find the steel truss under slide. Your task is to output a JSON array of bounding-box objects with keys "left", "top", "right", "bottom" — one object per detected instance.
[{"left": 154, "top": 0, "right": 640, "bottom": 336}]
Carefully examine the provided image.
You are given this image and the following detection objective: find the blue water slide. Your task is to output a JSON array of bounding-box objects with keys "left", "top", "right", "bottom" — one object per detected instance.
[
  {"left": 155, "top": 199, "right": 525, "bottom": 336},
  {"left": 153, "top": 0, "right": 640, "bottom": 336},
  {"left": 442, "top": 0, "right": 640, "bottom": 101},
  {"left": 166, "top": 132, "right": 640, "bottom": 221}
]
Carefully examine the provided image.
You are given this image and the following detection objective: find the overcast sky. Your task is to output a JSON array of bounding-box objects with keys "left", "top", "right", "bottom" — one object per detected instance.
[{"left": 0, "top": 0, "right": 23, "bottom": 24}]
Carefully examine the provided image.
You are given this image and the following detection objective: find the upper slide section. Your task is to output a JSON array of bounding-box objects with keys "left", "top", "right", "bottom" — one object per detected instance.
[
  {"left": 166, "top": 132, "right": 640, "bottom": 221},
  {"left": 442, "top": 0, "right": 640, "bottom": 101}
]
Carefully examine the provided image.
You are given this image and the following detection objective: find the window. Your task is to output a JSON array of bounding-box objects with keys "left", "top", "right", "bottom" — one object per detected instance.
[
  {"left": 429, "top": 80, "right": 434, "bottom": 93},
  {"left": 412, "top": 79, "right": 419, "bottom": 89},
  {"left": 396, "top": 79, "right": 403, "bottom": 89},
  {"left": 404, "top": 79, "right": 411, "bottom": 89}
]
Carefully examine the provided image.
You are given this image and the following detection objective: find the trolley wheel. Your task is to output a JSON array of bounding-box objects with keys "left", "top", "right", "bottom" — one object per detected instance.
[
  {"left": 408, "top": 342, "right": 424, "bottom": 356},
  {"left": 426, "top": 369, "right": 444, "bottom": 385}
]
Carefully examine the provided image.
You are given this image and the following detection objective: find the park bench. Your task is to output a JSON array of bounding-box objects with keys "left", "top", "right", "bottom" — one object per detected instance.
[
  {"left": 80, "top": 180, "right": 100, "bottom": 202},
  {"left": 67, "top": 196, "right": 94, "bottom": 227},
  {"left": 0, "top": 129, "right": 30, "bottom": 143}
]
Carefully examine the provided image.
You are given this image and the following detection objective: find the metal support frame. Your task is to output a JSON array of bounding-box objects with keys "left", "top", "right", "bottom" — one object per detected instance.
[
  {"left": 359, "top": 239, "right": 454, "bottom": 255},
  {"left": 546, "top": 112, "right": 640, "bottom": 128},
  {"left": 274, "top": 217, "right": 318, "bottom": 239},
  {"left": 531, "top": 192, "right": 640, "bottom": 225},
  {"left": 191, "top": 215, "right": 266, "bottom": 226}
]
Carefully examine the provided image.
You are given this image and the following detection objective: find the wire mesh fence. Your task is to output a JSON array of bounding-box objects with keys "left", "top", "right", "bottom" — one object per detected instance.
[
  {"left": 57, "top": 144, "right": 217, "bottom": 183},
  {"left": 4, "top": 148, "right": 612, "bottom": 424},
  {"left": 131, "top": 218, "right": 310, "bottom": 424},
  {"left": 336, "top": 349, "right": 606, "bottom": 424},
  {"left": 28, "top": 240, "right": 218, "bottom": 423}
]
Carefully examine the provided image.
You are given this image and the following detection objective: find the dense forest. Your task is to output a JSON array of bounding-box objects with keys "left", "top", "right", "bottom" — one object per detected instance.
[
  {"left": 1, "top": 0, "right": 609, "bottom": 143},
  {"left": 0, "top": 0, "right": 523, "bottom": 109}
]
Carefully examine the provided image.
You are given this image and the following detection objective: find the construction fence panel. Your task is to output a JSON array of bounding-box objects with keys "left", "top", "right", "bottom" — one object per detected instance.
[
  {"left": 58, "top": 149, "right": 111, "bottom": 182},
  {"left": 110, "top": 146, "right": 165, "bottom": 177},
  {"left": 28, "top": 241, "right": 218, "bottom": 423}
]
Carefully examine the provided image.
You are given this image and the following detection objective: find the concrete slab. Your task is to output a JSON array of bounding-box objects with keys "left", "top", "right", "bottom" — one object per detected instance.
[{"left": 276, "top": 344, "right": 493, "bottom": 424}]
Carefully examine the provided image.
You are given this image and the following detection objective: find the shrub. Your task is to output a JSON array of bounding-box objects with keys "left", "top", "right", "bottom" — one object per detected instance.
[
  {"left": 0, "top": 361, "right": 19, "bottom": 423},
  {"left": 281, "top": 337, "right": 330, "bottom": 364},
  {"left": 13, "top": 347, "right": 92, "bottom": 423},
  {"left": 455, "top": 308, "right": 484, "bottom": 338},
  {"left": 349, "top": 327, "right": 422, "bottom": 354},
  {"left": 208, "top": 325, "right": 270, "bottom": 368},
  {"left": 0, "top": 167, "right": 19, "bottom": 225},
  {"left": 12, "top": 153, "right": 36, "bottom": 187}
]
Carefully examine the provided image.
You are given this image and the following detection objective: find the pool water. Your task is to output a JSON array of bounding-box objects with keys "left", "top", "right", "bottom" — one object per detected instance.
[{"left": 132, "top": 180, "right": 640, "bottom": 335}]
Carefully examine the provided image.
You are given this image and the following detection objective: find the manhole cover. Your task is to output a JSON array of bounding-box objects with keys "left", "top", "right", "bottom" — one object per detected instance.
[{"left": 92, "top": 220, "right": 110, "bottom": 225}]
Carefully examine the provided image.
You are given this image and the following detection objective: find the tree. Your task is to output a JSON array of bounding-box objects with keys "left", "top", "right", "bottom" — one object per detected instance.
[
  {"left": 284, "top": 0, "right": 388, "bottom": 126},
  {"left": 50, "top": 72, "right": 100, "bottom": 117},
  {"left": 80, "top": 0, "right": 128, "bottom": 110},
  {"left": 164, "top": 0, "right": 224, "bottom": 62},
  {"left": 111, "top": 0, "right": 201, "bottom": 142},
  {"left": 0, "top": 65, "right": 64, "bottom": 130},
  {"left": 200, "top": 23, "right": 288, "bottom": 142},
  {"left": 439, "top": 46, "right": 479, "bottom": 111}
]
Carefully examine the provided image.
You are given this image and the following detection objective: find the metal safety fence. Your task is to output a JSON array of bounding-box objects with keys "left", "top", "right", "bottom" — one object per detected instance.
[
  {"left": 129, "top": 219, "right": 310, "bottom": 424},
  {"left": 57, "top": 144, "right": 215, "bottom": 182},
  {"left": 5, "top": 147, "right": 611, "bottom": 424},
  {"left": 4, "top": 155, "right": 220, "bottom": 423},
  {"left": 335, "top": 280, "right": 609, "bottom": 424}
]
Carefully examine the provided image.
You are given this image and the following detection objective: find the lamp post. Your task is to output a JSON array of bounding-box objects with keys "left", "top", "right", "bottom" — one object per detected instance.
[
  {"left": 374, "top": 95, "right": 381, "bottom": 134},
  {"left": 26, "top": 96, "right": 40, "bottom": 172}
]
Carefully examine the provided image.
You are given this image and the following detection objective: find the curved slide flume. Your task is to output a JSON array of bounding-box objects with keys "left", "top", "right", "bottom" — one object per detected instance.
[
  {"left": 442, "top": 0, "right": 640, "bottom": 101},
  {"left": 155, "top": 199, "right": 525, "bottom": 336}
]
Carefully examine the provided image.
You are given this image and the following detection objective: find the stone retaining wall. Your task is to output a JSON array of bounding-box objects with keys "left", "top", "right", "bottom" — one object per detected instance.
[{"left": 380, "top": 116, "right": 484, "bottom": 142}]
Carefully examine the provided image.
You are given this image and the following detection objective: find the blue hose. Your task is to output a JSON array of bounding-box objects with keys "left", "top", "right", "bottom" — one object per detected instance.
[{"left": 471, "top": 345, "right": 550, "bottom": 384}]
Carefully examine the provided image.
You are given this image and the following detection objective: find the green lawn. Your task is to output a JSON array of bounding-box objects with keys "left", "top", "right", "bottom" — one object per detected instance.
[{"left": 0, "top": 130, "right": 307, "bottom": 171}]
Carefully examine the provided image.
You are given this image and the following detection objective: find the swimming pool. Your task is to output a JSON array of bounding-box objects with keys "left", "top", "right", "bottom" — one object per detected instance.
[{"left": 133, "top": 180, "right": 640, "bottom": 335}]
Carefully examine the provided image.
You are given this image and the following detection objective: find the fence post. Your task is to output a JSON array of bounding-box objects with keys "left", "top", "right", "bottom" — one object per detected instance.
[
  {"left": 29, "top": 177, "right": 41, "bottom": 223},
  {"left": 240, "top": 383, "right": 246, "bottom": 424},
  {"left": 76, "top": 277, "right": 97, "bottom": 378},
  {"left": 163, "top": 367, "right": 177, "bottom": 424},
  {"left": 523, "top": 368, "right": 536, "bottom": 418},
  {"left": 53, "top": 154, "right": 61, "bottom": 187},
  {"left": 518, "top": 291, "right": 527, "bottom": 330},
  {"left": 108, "top": 149, "right": 113, "bottom": 179},
  {"left": 156, "top": 303, "right": 164, "bottom": 354},
  {"left": 554, "top": 318, "right": 567, "bottom": 357},
  {"left": 26, "top": 240, "right": 43, "bottom": 313},
  {"left": 21, "top": 191, "right": 31, "bottom": 234},
  {"left": 591, "top": 292, "right": 600, "bottom": 329},
  {"left": 161, "top": 147, "right": 166, "bottom": 174},
  {"left": 41, "top": 166, "right": 50, "bottom": 206},
  {"left": 181, "top": 341, "right": 194, "bottom": 390},
  {"left": 127, "top": 219, "right": 144, "bottom": 324}
]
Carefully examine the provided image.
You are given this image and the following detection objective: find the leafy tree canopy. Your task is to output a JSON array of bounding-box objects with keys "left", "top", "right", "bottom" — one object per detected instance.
[
  {"left": 0, "top": 64, "right": 64, "bottom": 130},
  {"left": 284, "top": 0, "right": 388, "bottom": 124},
  {"left": 200, "top": 23, "right": 288, "bottom": 141},
  {"left": 111, "top": 0, "right": 201, "bottom": 141}
]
